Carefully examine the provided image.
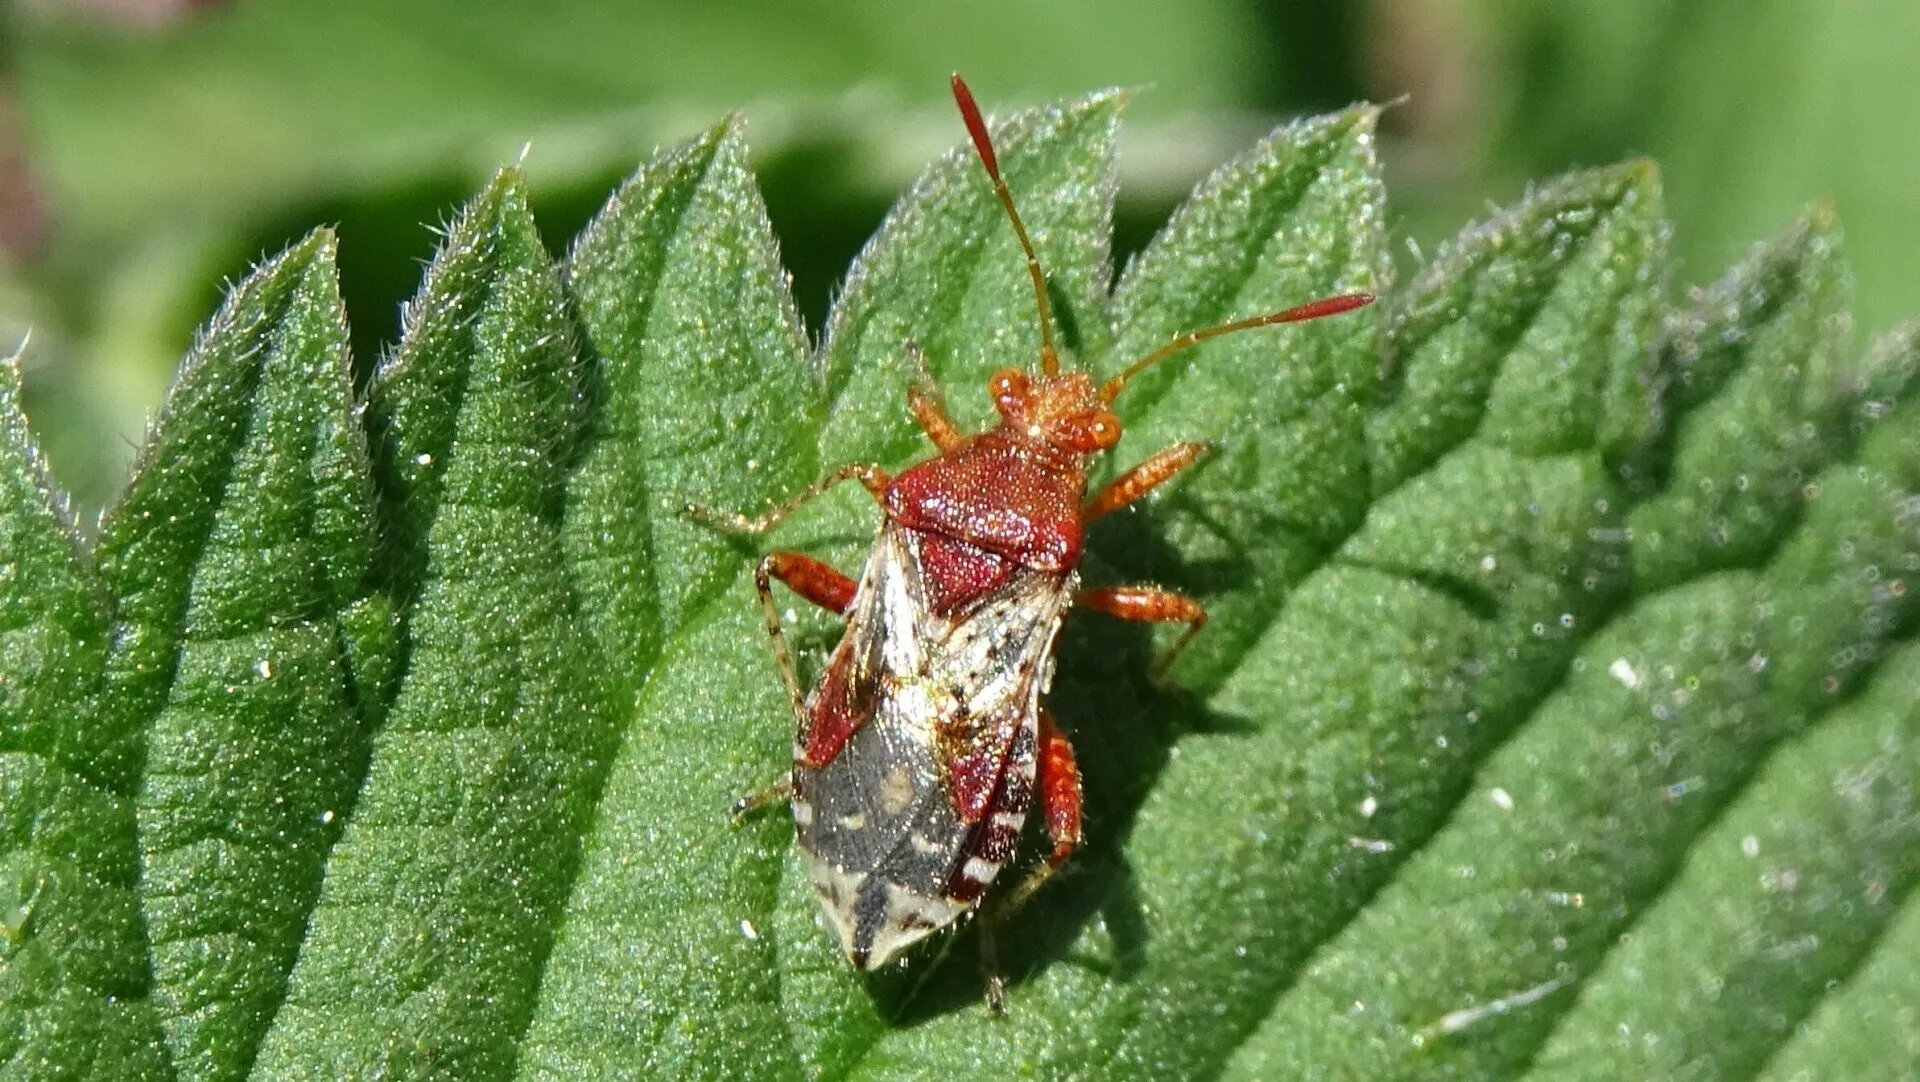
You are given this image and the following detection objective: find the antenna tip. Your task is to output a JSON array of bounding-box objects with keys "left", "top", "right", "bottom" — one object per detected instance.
[
  {"left": 950, "top": 73, "right": 1000, "bottom": 178},
  {"left": 1279, "top": 292, "right": 1377, "bottom": 323}
]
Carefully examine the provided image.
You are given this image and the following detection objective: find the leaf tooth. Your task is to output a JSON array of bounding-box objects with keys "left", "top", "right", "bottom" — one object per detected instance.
[
  {"left": 1628, "top": 204, "right": 1854, "bottom": 592},
  {"left": 1, "top": 337, "right": 170, "bottom": 1079},
  {"left": 1370, "top": 159, "right": 1665, "bottom": 491},
  {"left": 252, "top": 167, "right": 619, "bottom": 1082}
]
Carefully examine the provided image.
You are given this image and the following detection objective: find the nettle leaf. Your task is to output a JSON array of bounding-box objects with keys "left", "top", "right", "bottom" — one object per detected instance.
[
  {"left": 1219, "top": 276, "right": 1919, "bottom": 1079},
  {"left": 1, "top": 353, "right": 169, "bottom": 1077},
  {"left": 1098, "top": 104, "right": 1387, "bottom": 697},
  {"left": 250, "top": 173, "right": 619, "bottom": 1079},
  {"left": 4, "top": 87, "right": 1918, "bottom": 1082},
  {"left": 93, "top": 230, "right": 391, "bottom": 1082},
  {"left": 517, "top": 119, "right": 818, "bottom": 1079}
]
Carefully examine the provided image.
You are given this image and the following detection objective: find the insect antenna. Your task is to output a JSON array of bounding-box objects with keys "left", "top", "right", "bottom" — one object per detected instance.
[
  {"left": 951, "top": 73, "right": 1062, "bottom": 376},
  {"left": 1098, "top": 292, "right": 1375, "bottom": 404}
]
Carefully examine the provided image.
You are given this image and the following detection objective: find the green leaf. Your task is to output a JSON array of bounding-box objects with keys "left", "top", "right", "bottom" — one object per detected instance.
[
  {"left": 86, "top": 231, "right": 393, "bottom": 1081},
  {"left": 6, "top": 85, "right": 1920, "bottom": 1081},
  {"left": 1526, "top": 640, "right": 1920, "bottom": 1079},
  {"left": 14, "top": 0, "right": 1272, "bottom": 242},
  {"left": 1757, "top": 883, "right": 1920, "bottom": 1079},
  {"left": 250, "top": 173, "right": 619, "bottom": 1078},
  {"left": 1097, "top": 104, "right": 1387, "bottom": 696},
  {"left": 516, "top": 119, "right": 818, "bottom": 1079},
  {"left": 1368, "top": 163, "right": 1665, "bottom": 496},
  {"left": 1629, "top": 204, "right": 1855, "bottom": 591},
  {"left": 1217, "top": 241, "right": 1920, "bottom": 1081},
  {"left": 1, "top": 351, "right": 169, "bottom": 1078}
]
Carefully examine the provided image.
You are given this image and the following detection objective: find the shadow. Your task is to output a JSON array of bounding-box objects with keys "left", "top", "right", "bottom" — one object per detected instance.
[
  {"left": 754, "top": 140, "right": 892, "bottom": 338},
  {"left": 210, "top": 160, "right": 632, "bottom": 395},
  {"left": 1087, "top": 492, "right": 1271, "bottom": 604}
]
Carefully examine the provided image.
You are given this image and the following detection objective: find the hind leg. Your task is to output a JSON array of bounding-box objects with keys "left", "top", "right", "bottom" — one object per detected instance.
[
  {"left": 980, "top": 711, "right": 1082, "bottom": 1013},
  {"left": 1002, "top": 711, "right": 1083, "bottom": 914}
]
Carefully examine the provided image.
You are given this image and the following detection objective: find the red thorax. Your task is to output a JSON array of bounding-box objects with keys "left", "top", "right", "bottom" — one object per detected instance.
[{"left": 883, "top": 367, "right": 1119, "bottom": 616}]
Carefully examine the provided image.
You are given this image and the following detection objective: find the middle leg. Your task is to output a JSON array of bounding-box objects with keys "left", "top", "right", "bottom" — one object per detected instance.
[
  {"left": 1077, "top": 585, "right": 1209, "bottom": 680},
  {"left": 753, "top": 552, "right": 860, "bottom": 723},
  {"left": 1085, "top": 440, "right": 1208, "bottom": 518}
]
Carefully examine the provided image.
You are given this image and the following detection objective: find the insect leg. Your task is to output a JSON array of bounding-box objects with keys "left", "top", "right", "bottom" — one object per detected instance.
[
  {"left": 731, "top": 551, "right": 851, "bottom": 822},
  {"left": 730, "top": 775, "right": 792, "bottom": 823},
  {"left": 751, "top": 554, "right": 831, "bottom": 734},
  {"left": 980, "top": 712, "right": 1082, "bottom": 1014},
  {"left": 980, "top": 917, "right": 1009, "bottom": 1016},
  {"left": 1076, "top": 585, "right": 1209, "bottom": 680},
  {"left": 764, "top": 551, "right": 858, "bottom": 616},
  {"left": 905, "top": 340, "right": 967, "bottom": 451},
  {"left": 1084, "top": 441, "right": 1209, "bottom": 518},
  {"left": 1002, "top": 710, "right": 1083, "bottom": 913},
  {"left": 684, "top": 462, "right": 890, "bottom": 534},
  {"left": 727, "top": 554, "right": 819, "bottom": 821}
]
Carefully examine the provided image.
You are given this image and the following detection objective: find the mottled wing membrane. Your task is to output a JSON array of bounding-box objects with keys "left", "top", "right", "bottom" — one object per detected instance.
[{"left": 793, "top": 521, "right": 1075, "bottom": 966}]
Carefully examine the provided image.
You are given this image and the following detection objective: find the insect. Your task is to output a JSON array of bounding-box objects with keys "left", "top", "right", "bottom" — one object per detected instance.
[{"left": 694, "top": 74, "right": 1371, "bottom": 1010}]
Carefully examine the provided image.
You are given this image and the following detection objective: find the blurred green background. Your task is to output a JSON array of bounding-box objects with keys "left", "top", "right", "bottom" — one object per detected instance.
[{"left": 2, "top": 0, "right": 1915, "bottom": 519}]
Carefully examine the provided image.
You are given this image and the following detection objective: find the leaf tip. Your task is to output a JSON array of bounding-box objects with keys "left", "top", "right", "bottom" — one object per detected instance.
[
  {"left": 1622, "top": 156, "right": 1661, "bottom": 193},
  {"left": 470, "top": 165, "right": 535, "bottom": 228},
  {"left": 0, "top": 337, "right": 22, "bottom": 393},
  {"left": 1804, "top": 195, "right": 1842, "bottom": 235}
]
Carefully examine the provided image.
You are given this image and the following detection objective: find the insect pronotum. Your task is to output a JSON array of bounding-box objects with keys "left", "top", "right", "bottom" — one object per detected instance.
[{"left": 692, "top": 74, "right": 1372, "bottom": 1012}]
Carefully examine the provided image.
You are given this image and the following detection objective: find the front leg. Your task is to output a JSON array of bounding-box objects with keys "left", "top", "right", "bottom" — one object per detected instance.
[
  {"left": 684, "top": 462, "right": 889, "bottom": 535},
  {"left": 1086, "top": 441, "right": 1208, "bottom": 518},
  {"left": 905, "top": 340, "right": 967, "bottom": 452},
  {"left": 1076, "top": 585, "right": 1208, "bottom": 680},
  {"left": 754, "top": 552, "right": 859, "bottom": 720}
]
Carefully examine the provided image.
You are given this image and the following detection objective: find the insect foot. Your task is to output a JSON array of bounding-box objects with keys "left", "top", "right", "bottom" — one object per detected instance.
[{"left": 730, "top": 777, "right": 793, "bottom": 824}]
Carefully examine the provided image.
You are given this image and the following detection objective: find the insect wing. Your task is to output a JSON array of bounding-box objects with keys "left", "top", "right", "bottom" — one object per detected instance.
[{"left": 792, "top": 522, "right": 1073, "bottom": 966}]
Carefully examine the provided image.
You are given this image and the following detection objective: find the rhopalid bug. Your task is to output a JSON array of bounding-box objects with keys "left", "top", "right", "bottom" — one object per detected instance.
[{"left": 692, "top": 74, "right": 1372, "bottom": 1012}]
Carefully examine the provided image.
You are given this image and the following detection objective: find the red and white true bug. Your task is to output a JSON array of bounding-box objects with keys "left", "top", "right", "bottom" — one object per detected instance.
[{"left": 697, "top": 75, "right": 1371, "bottom": 1010}]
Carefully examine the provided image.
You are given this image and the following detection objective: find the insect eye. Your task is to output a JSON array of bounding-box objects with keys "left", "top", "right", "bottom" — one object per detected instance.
[{"left": 1085, "top": 410, "right": 1122, "bottom": 449}]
